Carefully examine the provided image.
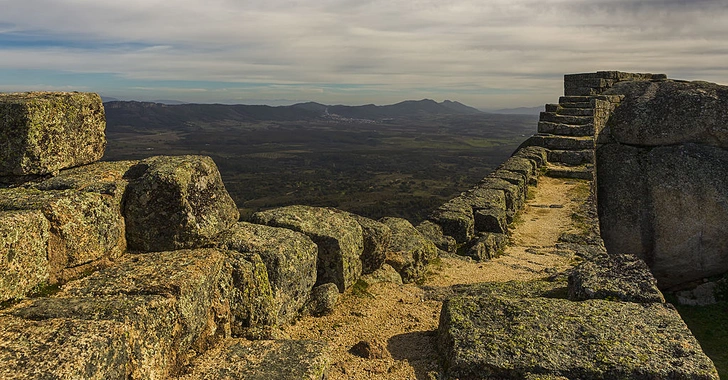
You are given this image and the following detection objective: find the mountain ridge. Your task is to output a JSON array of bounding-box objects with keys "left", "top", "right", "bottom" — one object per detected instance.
[{"left": 104, "top": 99, "right": 486, "bottom": 127}]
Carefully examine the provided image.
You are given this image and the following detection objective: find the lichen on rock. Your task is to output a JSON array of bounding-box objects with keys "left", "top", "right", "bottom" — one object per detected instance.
[
  {"left": 380, "top": 217, "right": 438, "bottom": 283},
  {"left": 251, "top": 205, "right": 363, "bottom": 292},
  {"left": 123, "top": 155, "right": 239, "bottom": 252},
  {"left": 0, "top": 210, "right": 50, "bottom": 303},
  {"left": 219, "top": 221, "right": 317, "bottom": 324},
  {"left": 0, "top": 92, "right": 106, "bottom": 176}
]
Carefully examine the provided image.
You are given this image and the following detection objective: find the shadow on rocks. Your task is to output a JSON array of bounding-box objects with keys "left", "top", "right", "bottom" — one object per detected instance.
[{"left": 387, "top": 330, "right": 441, "bottom": 380}]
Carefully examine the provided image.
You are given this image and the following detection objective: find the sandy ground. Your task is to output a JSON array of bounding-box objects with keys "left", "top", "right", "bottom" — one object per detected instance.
[{"left": 283, "top": 176, "right": 591, "bottom": 380}]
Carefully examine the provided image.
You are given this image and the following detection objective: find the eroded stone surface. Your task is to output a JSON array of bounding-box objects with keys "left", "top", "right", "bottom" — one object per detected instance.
[
  {"left": 569, "top": 253, "right": 665, "bottom": 303},
  {"left": 0, "top": 210, "right": 50, "bottom": 302},
  {"left": 0, "top": 92, "right": 106, "bottom": 176},
  {"left": 252, "top": 205, "right": 363, "bottom": 292},
  {"left": 0, "top": 188, "right": 125, "bottom": 283},
  {"left": 438, "top": 282, "right": 719, "bottom": 380},
  {"left": 123, "top": 155, "right": 239, "bottom": 251},
  {"left": 219, "top": 222, "right": 317, "bottom": 324},
  {"left": 180, "top": 339, "right": 330, "bottom": 380},
  {"left": 0, "top": 315, "right": 130, "bottom": 380},
  {"left": 380, "top": 217, "right": 438, "bottom": 283}
]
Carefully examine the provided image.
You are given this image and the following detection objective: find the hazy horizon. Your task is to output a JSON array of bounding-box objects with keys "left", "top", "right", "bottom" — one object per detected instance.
[{"left": 2, "top": 0, "right": 727, "bottom": 109}]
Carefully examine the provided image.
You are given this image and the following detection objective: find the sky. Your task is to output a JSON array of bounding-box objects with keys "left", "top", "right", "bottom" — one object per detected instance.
[{"left": 0, "top": 0, "right": 727, "bottom": 110}]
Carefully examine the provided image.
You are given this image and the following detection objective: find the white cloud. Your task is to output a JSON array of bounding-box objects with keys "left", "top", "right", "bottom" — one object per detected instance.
[{"left": 1, "top": 0, "right": 727, "bottom": 107}]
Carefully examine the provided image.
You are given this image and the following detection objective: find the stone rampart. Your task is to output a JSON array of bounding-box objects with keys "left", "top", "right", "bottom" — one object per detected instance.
[{"left": 0, "top": 75, "right": 723, "bottom": 379}]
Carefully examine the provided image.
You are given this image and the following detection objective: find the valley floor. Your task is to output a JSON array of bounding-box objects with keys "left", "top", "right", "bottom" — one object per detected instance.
[{"left": 283, "top": 176, "right": 589, "bottom": 379}]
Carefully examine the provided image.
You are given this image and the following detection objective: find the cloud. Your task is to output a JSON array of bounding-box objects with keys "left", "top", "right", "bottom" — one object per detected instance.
[{"left": 1, "top": 0, "right": 727, "bottom": 107}]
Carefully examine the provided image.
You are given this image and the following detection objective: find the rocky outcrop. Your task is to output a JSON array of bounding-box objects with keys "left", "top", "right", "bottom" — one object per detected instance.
[
  {"left": 0, "top": 92, "right": 106, "bottom": 177},
  {"left": 597, "top": 79, "right": 728, "bottom": 289},
  {"left": 124, "top": 155, "right": 239, "bottom": 252},
  {"left": 251, "top": 205, "right": 364, "bottom": 292}
]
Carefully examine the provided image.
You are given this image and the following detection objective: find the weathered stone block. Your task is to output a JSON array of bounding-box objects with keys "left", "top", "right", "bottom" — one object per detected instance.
[
  {"left": 35, "top": 160, "right": 138, "bottom": 209},
  {"left": 0, "top": 92, "right": 106, "bottom": 176},
  {"left": 10, "top": 295, "right": 179, "bottom": 379},
  {"left": 512, "top": 146, "right": 548, "bottom": 167},
  {"left": 568, "top": 253, "right": 665, "bottom": 303},
  {"left": 123, "top": 155, "right": 239, "bottom": 252},
  {"left": 465, "top": 232, "right": 508, "bottom": 261},
  {"left": 473, "top": 207, "right": 507, "bottom": 234},
  {"left": 303, "top": 283, "right": 340, "bottom": 317},
  {"left": 251, "top": 205, "right": 363, "bottom": 292},
  {"left": 345, "top": 212, "right": 391, "bottom": 274},
  {"left": 180, "top": 339, "right": 330, "bottom": 380},
  {"left": 219, "top": 222, "right": 317, "bottom": 324},
  {"left": 477, "top": 177, "right": 523, "bottom": 222},
  {"left": 63, "top": 249, "right": 234, "bottom": 354},
  {"left": 416, "top": 220, "right": 457, "bottom": 253},
  {"left": 0, "top": 316, "right": 131, "bottom": 379},
  {"left": 429, "top": 199, "right": 474, "bottom": 243},
  {"left": 438, "top": 285, "right": 719, "bottom": 379},
  {"left": 224, "top": 250, "right": 278, "bottom": 333},
  {"left": 0, "top": 210, "right": 50, "bottom": 302},
  {"left": 0, "top": 188, "right": 125, "bottom": 283},
  {"left": 380, "top": 217, "right": 438, "bottom": 283}
]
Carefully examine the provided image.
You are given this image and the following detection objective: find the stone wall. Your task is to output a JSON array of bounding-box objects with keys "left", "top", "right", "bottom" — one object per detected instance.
[{"left": 0, "top": 78, "right": 723, "bottom": 379}]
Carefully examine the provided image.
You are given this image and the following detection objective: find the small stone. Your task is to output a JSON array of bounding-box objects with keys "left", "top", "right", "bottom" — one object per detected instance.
[
  {"left": 304, "top": 283, "right": 339, "bottom": 317},
  {"left": 349, "top": 339, "right": 389, "bottom": 359}
]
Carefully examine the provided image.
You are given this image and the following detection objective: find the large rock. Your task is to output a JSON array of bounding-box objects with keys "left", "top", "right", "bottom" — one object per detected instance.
[
  {"left": 219, "top": 222, "right": 318, "bottom": 324},
  {"left": 251, "top": 205, "right": 363, "bottom": 292},
  {"left": 604, "top": 80, "right": 728, "bottom": 149},
  {"left": 0, "top": 188, "right": 125, "bottom": 283},
  {"left": 180, "top": 339, "right": 330, "bottom": 380},
  {"left": 123, "top": 155, "right": 239, "bottom": 252},
  {"left": 0, "top": 210, "right": 50, "bottom": 303},
  {"left": 477, "top": 177, "right": 523, "bottom": 223},
  {"left": 568, "top": 253, "right": 665, "bottom": 303},
  {"left": 380, "top": 217, "right": 438, "bottom": 283},
  {"left": 438, "top": 282, "right": 719, "bottom": 379},
  {"left": 597, "top": 143, "right": 728, "bottom": 288},
  {"left": 9, "top": 295, "right": 179, "bottom": 379},
  {"left": 416, "top": 220, "right": 457, "bottom": 253},
  {"left": 0, "top": 92, "right": 106, "bottom": 176},
  {"left": 464, "top": 232, "right": 508, "bottom": 261},
  {"left": 0, "top": 315, "right": 131, "bottom": 379},
  {"left": 345, "top": 212, "right": 391, "bottom": 274},
  {"left": 429, "top": 198, "right": 474, "bottom": 243}
]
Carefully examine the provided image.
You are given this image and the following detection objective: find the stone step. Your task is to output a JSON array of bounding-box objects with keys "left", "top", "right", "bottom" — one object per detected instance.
[
  {"left": 539, "top": 112, "right": 593, "bottom": 125},
  {"left": 559, "top": 96, "right": 593, "bottom": 104},
  {"left": 556, "top": 107, "right": 594, "bottom": 117},
  {"left": 538, "top": 121, "right": 594, "bottom": 137},
  {"left": 559, "top": 101, "right": 592, "bottom": 109},
  {"left": 526, "top": 134, "right": 594, "bottom": 151},
  {"left": 548, "top": 149, "right": 594, "bottom": 166},
  {"left": 545, "top": 164, "right": 593, "bottom": 180}
]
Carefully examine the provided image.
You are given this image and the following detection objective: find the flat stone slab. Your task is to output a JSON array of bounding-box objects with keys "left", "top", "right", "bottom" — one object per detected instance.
[
  {"left": 0, "top": 210, "right": 50, "bottom": 302},
  {"left": 0, "top": 92, "right": 106, "bottom": 176},
  {"left": 569, "top": 253, "right": 665, "bottom": 303},
  {"left": 180, "top": 339, "right": 330, "bottom": 380},
  {"left": 0, "top": 315, "right": 130, "bottom": 379},
  {"left": 438, "top": 285, "right": 719, "bottom": 379}
]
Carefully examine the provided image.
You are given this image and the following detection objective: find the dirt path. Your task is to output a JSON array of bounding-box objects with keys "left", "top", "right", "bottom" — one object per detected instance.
[{"left": 283, "top": 177, "right": 590, "bottom": 380}]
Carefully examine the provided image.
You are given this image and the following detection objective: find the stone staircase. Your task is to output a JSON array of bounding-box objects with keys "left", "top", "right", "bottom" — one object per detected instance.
[{"left": 537, "top": 96, "right": 597, "bottom": 180}]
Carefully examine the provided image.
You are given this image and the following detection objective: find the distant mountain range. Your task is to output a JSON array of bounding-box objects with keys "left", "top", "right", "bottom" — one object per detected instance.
[{"left": 103, "top": 99, "right": 487, "bottom": 128}]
